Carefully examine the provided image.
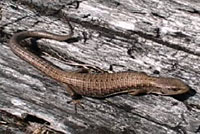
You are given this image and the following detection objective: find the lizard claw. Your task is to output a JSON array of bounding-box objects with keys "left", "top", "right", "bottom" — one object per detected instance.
[{"left": 67, "top": 99, "right": 84, "bottom": 113}]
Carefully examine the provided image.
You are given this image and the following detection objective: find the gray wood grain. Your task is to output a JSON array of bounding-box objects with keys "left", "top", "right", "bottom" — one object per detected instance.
[{"left": 0, "top": 0, "right": 200, "bottom": 133}]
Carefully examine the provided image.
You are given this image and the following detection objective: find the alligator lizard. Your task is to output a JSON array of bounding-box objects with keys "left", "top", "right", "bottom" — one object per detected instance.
[{"left": 8, "top": 21, "right": 189, "bottom": 99}]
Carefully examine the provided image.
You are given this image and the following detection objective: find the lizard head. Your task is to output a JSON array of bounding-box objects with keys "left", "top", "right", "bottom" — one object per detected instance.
[{"left": 150, "top": 77, "right": 189, "bottom": 95}]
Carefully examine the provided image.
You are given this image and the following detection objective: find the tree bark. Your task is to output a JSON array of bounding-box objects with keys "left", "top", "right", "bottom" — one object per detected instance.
[{"left": 0, "top": 0, "right": 200, "bottom": 133}]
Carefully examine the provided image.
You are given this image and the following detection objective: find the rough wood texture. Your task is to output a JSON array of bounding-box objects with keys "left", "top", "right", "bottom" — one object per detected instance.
[{"left": 0, "top": 0, "right": 200, "bottom": 133}]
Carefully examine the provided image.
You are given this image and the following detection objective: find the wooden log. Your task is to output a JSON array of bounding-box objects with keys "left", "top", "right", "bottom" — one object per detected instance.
[{"left": 0, "top": 0, "right": 200, "bottom": 133}]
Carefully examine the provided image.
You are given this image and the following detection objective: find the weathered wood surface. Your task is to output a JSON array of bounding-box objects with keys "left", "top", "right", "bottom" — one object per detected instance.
[{"left": 0, "top": 0, "right": 200, "bottom": 133}]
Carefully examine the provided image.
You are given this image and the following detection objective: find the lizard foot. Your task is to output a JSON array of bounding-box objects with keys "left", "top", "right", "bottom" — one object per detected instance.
[{"left": 67, "top": 99, "right": 84, "bottom": 113}]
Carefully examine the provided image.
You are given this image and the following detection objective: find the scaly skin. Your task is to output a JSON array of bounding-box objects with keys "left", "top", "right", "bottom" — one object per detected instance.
[{"left": 8, "top": 21, "right": 189, "bottom": 99}]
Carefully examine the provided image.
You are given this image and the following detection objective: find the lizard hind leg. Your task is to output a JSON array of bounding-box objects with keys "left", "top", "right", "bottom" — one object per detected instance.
[
  {"left": 63, "top": 84, "right": 84, "bottom": 112},
  {"left": 67, "top": 99, "right": 84, "bottom": 112}
]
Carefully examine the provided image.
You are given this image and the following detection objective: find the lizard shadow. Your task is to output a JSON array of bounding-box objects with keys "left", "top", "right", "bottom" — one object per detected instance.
[
  {"left": 64, "top": 36, "right": 81, "bottom": 43},
  {"left": 92, "top": 86, "right": 195, "bottom": 102},
  {"left": 171, "top": 87, "right": 196, "bottom": 101},
  {"left": 83, "top": 87, "right": 195, "bottom": 102},
  {"left": 26, "top": 35, "right": 81, "bottom": 57}
]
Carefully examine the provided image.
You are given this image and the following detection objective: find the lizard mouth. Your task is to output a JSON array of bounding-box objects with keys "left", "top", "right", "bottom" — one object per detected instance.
[
  {"left": 160, "top": 87, "right": 189, "bottom": 95},
  {"left": 148, "top": 85, "right": 190, "bottom": 95}
]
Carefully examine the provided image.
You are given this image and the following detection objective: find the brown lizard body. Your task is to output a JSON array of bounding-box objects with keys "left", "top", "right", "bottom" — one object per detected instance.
[{"left": 8, "top": 21, "right": 189, "bottom": 99}]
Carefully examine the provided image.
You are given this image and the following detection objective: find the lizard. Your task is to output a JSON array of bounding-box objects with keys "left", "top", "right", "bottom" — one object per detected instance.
[{"left": 8, "top": 20, "right": 189, "bottom": 100}]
